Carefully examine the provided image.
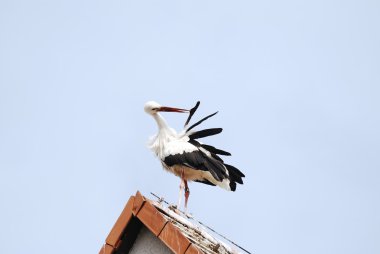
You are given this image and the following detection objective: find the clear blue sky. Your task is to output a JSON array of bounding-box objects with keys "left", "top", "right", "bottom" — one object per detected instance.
[{"left": 1, "top": 1, "right": 379, "bottom": 253}]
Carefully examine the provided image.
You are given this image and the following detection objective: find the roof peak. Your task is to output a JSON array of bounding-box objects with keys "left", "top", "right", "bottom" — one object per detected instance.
[{"left": 99, "top": 191, "right": 250, "bottom": 254}]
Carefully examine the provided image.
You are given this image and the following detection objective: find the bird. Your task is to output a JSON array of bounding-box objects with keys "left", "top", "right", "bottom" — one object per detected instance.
[{"left": 144, "top": 101, "right": 245, "bottom": 210}]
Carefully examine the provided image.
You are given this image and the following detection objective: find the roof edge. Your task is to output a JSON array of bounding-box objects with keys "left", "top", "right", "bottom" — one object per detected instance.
[{"left": 99, "top": 191, "right": 205, "bottom": 254}]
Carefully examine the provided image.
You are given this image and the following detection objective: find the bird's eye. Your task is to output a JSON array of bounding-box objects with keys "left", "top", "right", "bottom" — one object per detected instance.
[{"left": 152, "top": 107, "right": 158, "bottom": 111}]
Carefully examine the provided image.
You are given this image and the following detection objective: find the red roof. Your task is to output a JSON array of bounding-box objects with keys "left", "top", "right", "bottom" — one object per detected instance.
[{"left": 99, "top": 191, "right": 239, "bottom": 254}]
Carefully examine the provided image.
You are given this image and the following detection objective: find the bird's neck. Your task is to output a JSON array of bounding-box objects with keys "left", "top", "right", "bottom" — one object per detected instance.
[
  {"left": 153, "top": 113, "right": 169, "bottom": 132},
  {"left": 150, "top": 113, "right": 175, "bottom": 158}
]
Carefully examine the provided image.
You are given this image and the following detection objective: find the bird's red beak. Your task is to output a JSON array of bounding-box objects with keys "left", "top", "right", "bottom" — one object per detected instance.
[{"left": 158, "top": 106, "right": 189, "bottom": 113}]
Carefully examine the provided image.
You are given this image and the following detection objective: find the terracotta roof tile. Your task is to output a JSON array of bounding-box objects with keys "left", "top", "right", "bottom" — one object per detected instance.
[
  {"left": 98, "top": 244, "right": 114, "bottom": 254},
  {"left": 185, "top": 244, "right": 205, "bottom": 254},
  {"left": 99, "top": 191, "right": 243, "bottom": 254},
  {"left": 159, "top": 222, "right": 191, "bottom": 254},
  {"left": 105, "top": 196, "right": 134, "bottom": 248},
  {"left": 132, "top": 191, "right": 145, "bottom": 215},
  {"left": 136, "top": 201, "right": 169, "bottom": 236}
]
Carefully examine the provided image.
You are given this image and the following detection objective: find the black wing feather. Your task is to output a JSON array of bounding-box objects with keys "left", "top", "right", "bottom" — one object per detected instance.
[
  {"left": 163, "top": 150, "right": 228, "bottom": 182},
  {"left": 201, "top": 144, "right": 231, "bottom": 156},
  {"left": 186, "top": 111, "right": 218, "bottom": 132},
  {"left": 195, "top": 179, "right": 216, "bottom": 186},
  {"left": 188, "top": 139, "right": 201, "bottom": 147},
  {"left": 188, "top": 137, "right": 231, "bottom": 160},
  {"left": 188, "top": 128, "right": 222, "bottom": 140},
  {"left": 185, "top": 101, "right": 200, "bottom": 127}
]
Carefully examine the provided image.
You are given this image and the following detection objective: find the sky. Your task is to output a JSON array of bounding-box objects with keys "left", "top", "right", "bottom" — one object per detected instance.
[{"left": 0, "top": 0, "right": 379, "bottom": 253}]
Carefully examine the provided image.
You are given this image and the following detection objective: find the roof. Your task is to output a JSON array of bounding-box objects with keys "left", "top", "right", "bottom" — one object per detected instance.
[{"left": 99, "top": 191, "right": 243, "bottom": 254}]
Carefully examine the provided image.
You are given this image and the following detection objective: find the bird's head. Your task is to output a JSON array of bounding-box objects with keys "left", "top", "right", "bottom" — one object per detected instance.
[{"left": 144, "top": 101, "right": 189, "bottom": 115}]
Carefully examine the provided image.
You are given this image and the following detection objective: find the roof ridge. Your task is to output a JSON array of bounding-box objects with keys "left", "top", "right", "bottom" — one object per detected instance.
[
  {"left": 150, "top": 199, "right": 234, "bottom": 254},
  {"left": 99, "top": 191, "right": 249, "bottom": 254}
]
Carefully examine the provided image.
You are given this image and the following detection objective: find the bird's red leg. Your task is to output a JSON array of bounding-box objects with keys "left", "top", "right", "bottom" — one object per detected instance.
[
  {"left": 184, "top": 180, "right": 190, "bottom": 210},
  {"left": 177, "top": 169, "right": 185, "bottom": 210},
  {"left": 178, "top": 179, "right": 184, "bottom": 209}
]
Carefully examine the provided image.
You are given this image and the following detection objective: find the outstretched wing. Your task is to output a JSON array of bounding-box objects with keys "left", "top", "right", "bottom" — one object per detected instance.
[{"left": 178, "top": 102, "right": 245, "bottom": 190}]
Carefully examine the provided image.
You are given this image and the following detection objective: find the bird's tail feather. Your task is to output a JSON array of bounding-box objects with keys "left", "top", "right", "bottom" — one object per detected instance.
[{"left": 225, "top": 164, "right": 245, "bottom": 185}]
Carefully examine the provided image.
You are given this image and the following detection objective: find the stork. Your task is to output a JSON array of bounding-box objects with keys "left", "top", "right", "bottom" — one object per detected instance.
[{"left": 144, "top": 101, "right": 245, "bottom": 210}]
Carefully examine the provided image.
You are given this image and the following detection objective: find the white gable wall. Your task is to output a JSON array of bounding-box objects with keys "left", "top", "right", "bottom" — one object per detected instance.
[{"left": 129, "top": 225, "right": 173, "bottom": 254}]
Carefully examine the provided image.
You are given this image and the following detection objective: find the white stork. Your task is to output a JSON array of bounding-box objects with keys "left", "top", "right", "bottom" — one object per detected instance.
[{"left": 144, "top": 101, "right": 245, "bottom": 210}]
